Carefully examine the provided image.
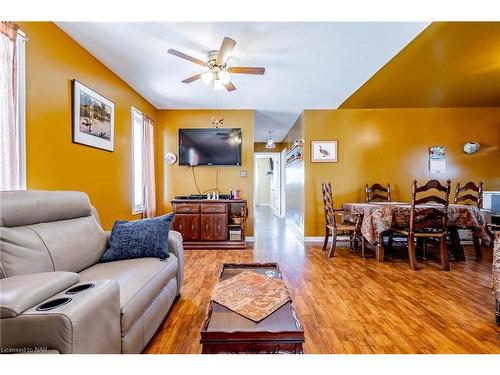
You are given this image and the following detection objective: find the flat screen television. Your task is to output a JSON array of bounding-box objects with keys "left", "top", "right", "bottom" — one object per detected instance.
[{"left": 179, "top": 128, "right": 242, "bottom": 166}]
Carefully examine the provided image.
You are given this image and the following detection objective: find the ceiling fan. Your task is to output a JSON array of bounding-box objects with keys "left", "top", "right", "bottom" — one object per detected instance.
[{"left": 167, "top": 37, "right": 265, "bottom": 92}]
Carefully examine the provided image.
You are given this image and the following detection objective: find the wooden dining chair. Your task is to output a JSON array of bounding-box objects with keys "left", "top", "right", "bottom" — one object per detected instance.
[
  {"left": 365, "top": 183, "right": 392, "bottom": 202},
  {"left": 392, "top": 179, "right": 451, "bottom": 271},
  {"left": 321, "top": 182, "right": 364, "bottom": 258},
  {"left": 451, "top": 181, "right": 484, "bottom": 257}
]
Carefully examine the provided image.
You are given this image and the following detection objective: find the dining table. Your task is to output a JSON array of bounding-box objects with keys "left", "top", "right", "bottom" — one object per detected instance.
[{"left": 342, "top": 201, "right": 492, "bottom": 262}]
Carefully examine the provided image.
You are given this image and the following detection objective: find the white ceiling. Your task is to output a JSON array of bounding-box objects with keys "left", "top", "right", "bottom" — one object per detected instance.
[{"left": 56, "top": 22, "right": 429, "bottom": 141}]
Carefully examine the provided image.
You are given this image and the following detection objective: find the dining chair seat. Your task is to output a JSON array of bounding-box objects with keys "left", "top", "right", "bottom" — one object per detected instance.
[
  {"left": 329, "top": 223, "right": 358, "bottom": 231},
  {"left": 321, "top": 181, "right": 364, "bottom": 258}
]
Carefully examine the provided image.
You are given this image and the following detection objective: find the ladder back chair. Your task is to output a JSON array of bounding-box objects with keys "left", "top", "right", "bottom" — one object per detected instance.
[
  {"left": 451, "top": 181, "right": 484, "bottom": 257},
  {"left": 392, "top": 179, "right": 451, "bottom": 271},
  {"left": 321, "top": 182, "right": 364, "bottom": 258},
  {"left": 365, "top": 183, "right": 392, "bottom": 202}
]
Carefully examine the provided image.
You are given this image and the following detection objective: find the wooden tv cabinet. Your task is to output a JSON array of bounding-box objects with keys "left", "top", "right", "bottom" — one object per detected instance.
[{"left": 171, "top": 199, "right": 247, "bottom": 249}]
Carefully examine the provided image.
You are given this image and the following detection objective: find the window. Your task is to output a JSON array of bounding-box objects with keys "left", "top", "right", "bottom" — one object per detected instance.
[
  {"left": 132, "top": 107, "right": 144, "bottom": 213},
  {"left": 0, "top": 24, "right": 26, "bottom": 190}
]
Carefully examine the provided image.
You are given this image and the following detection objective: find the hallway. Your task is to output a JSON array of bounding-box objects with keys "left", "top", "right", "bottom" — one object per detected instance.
[{"left": 252, "top": 205, "right": 305, "bottom": 258}]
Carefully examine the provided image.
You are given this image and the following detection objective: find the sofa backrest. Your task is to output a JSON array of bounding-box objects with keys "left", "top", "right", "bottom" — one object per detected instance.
[{"left": 0, "top": 190, "right": 107, "bottom": 278}]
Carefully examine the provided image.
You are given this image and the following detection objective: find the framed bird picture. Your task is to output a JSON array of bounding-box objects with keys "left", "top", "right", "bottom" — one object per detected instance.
[{"left": 311, "top": 141, "right": 338, "bottom": 163}]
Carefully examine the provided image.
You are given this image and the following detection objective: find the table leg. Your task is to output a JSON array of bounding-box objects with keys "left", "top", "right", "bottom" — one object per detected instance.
[
  {"left": 376, "top": 233, "right": 385, "bottom": 262},
  {"left": 449, "top": 227, "right": 465, "bottom": 261}
]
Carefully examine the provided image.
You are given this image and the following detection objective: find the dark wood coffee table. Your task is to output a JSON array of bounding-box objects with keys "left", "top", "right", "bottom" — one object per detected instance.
[{"left": 200, "top": 263, "right": 304, "bottom": 354}]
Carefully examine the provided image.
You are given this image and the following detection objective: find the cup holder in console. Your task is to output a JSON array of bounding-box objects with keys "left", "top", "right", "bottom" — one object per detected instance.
[
  {"left": 36, "top": 297, "right": 72, "bottom": 311},
  {"left": 65, "top": 283, "right": 95, "bottom": 295}
]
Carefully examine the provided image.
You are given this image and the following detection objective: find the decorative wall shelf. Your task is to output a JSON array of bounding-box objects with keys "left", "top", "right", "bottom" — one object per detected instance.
[{"left": 285, "top": 140, "right": 304, "bottom": 167}]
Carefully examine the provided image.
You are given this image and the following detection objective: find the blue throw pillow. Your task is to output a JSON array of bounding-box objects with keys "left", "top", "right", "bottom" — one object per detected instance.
[{"left": 100, "top": 213, "right": 174, "bottom": 263}]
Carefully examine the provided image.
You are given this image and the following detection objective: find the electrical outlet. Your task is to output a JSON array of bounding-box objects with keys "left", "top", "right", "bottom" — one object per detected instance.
[{"left": 240, "top": 170, "right": 247, "bottom": 178}]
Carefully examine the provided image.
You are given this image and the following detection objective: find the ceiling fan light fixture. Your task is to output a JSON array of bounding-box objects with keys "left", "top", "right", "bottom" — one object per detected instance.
[
  {"left": 219, "top": 70, "right": 231, "bottom": 84},
  {"left": 213, "top": 79, "right": 225, "bottom": 91},
  {"left": 201, "top": 71, "right": 214, "bottom": 85},
  {"left": 265, "top": 130, "right": 276, "bottom": 149}
]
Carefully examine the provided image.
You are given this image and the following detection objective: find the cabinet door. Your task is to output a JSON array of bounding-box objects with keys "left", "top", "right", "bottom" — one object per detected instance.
[
  {"left": 172, "top": 214, "right": 187, "bottom": 239},
  {"left": 201, "top": 214, "right": 214, "bottom": 241},
  {"left": 185, "top": 214, "right": 200, "bottom": 241},
  {"left": 213, "top": 214, "right": 228, "bottom": 241}
]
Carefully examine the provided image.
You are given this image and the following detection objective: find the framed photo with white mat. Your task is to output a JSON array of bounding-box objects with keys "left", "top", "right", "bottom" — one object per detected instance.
[
  {"left": 72, "top": 80, "right": 115, "bottom": 151},
  {"left": 311, "top": 140, "right": 337, "bottom": 162}
]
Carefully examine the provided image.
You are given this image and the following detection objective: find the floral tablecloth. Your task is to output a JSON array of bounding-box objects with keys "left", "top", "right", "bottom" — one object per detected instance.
[{"left": 343, "top": 202, "right": 492, "bottom": 246}]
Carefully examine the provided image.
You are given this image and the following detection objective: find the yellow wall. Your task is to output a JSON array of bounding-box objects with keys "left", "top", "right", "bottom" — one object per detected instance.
[
  {"left": 18, "top": 22, "right": 158, "bottom": 229},
  {"left": 155, "top": 110, "right": 255, "bottom": 236},
  {"left": 341, "top": 22, "right": 500, "bottom": 109},
  {"left": 300, "top": 108, "right": 500, "bottom": 236}
]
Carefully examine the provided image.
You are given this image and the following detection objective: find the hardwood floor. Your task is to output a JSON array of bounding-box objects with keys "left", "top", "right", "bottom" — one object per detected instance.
[{"left": 144, "top": 207, "right": 500, "bottom": 354}]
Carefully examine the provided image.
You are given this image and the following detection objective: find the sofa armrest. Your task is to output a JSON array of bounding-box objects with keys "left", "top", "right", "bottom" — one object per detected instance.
[
  {"left": 0, "top": 272, "right": 79, "bottom": 318},
  {"left": 1, "top": 279, "right": 121, "bottom": 353},
  {"left": 168, "top": 230, "right": 184, "bottom": 294}
]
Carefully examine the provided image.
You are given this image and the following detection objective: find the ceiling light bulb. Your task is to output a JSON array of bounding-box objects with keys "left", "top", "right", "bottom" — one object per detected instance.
[
  {"left": 265, "top": 130, "right": 276, "bottom": 149},
  {"left": 219, "top": 70, "right": 231, "bottom": 84},
  {"left": 201, "top": 71, "right": 214, "bottom": 85},
  {"left": 213, "top": 79, "right": 224, "bottom": 91}
]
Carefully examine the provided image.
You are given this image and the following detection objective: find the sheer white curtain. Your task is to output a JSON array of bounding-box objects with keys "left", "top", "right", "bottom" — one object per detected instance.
[
  {"left": 142, "top": 116, "right": 156, "bottom": 218},
  {"left": 0, "top": 22, "right": 20, "bottom": 191}
]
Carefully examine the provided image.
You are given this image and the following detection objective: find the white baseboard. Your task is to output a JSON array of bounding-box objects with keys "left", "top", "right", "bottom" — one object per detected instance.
[
  {"left": 303, "top": 236, "right": 323, "bottom": 242},
  {"left": 304, "top": 235, "right": 350, "bottom": 242}
]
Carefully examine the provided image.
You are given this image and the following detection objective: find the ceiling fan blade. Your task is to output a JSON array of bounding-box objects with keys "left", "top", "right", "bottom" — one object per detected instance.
[
  {"left": 182, "top": 73, "right": 202, "bottom": 84},
  {"left": 167, "top": 49, "right": 206, "bottom": 66},
  {"left": 228, "top": 67, "right": 265, "bottom": 75},
  {"left": 217, "top": 37, "right": 236, "bottom": 64},
  {"left": 224, "top": 81, "right": 236, "bottom": 92}
]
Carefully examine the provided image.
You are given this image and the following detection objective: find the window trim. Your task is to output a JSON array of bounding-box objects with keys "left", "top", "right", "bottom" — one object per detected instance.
[
  {"left": 131, "top": 106, "right": 144, "bottom": 214},
  {"left": 8, "top": 29, "right": 27, "bottom": 190},
  {"left": 17, "top": 30, "right": 26, "bottom": 189}
]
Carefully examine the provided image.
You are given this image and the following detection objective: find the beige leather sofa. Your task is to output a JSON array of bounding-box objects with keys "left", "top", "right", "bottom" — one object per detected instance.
[{"left": 0, "top": 190, "right": 184, "bottom": 354}]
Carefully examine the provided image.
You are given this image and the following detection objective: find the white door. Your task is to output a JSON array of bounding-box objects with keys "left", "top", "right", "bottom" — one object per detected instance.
[{"left": 270, "top": 154, "right": 281, "bottom": 217}]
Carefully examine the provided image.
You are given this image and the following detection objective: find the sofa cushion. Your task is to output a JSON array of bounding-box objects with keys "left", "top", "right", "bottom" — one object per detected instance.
[
  {"left": 100, "top": 214, "right": 174, "bottom": 263},
  {"left": 78, "top": 256, "right": 178, "bottom": 334},
  {"left": 0, "top": 216, "right": 107, "bottom": 277},
  {"left": 0, "top": 190, "right": 92, "bottom": 227},
  {"left": 0, "top": 190, "right": 107, "bottom": 277}
]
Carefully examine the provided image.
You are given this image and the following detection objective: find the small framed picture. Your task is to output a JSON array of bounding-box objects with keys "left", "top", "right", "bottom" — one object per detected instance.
[
  {"left": 429, "top": 146, "right": 445, "bottom": 159},
  {"left": 311, "top": 141, "right": 338, "bottom": 163},
  {"left": 72, "top": 80, "right": 115, "bottom": 151}
]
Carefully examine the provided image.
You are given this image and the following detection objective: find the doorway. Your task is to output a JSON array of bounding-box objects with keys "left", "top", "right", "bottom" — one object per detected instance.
[{"left": 254, "top": 153, "right": 282, "bottom": 217}]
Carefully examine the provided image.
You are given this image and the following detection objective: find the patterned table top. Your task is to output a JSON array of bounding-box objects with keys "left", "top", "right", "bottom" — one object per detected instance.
[{"left": 343, "top": 202, "right": 492, "bottom": 246}]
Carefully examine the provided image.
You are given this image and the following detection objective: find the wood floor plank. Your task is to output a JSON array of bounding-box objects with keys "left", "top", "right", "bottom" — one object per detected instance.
[{"left": 144, "top": 207, "right": 500, "bottom": 354}]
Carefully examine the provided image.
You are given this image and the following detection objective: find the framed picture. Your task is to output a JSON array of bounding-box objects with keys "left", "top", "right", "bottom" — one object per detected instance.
[
  {"left": 72, "top": 80, "right": 114, "bottom": 151},
  {"left": 429, "top": 146, "right": 445, "bottom": 159},
  {"left": 311, "top": 140, "right": 338, "bottom": 163}
]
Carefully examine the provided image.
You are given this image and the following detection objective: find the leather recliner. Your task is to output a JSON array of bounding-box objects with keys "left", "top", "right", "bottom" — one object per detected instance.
[{"left": 0, "top": 190, "right": 184, "bottom": 354}]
